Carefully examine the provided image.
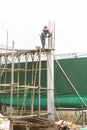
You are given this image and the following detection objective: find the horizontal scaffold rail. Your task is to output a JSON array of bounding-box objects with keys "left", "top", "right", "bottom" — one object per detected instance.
[{"left": 0, "top": 48, "right": 54, "bottom": 57}]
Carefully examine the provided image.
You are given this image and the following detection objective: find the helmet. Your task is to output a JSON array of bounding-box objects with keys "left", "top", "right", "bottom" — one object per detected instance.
[{"left": 43, "top": 25, "right": 48, "bottom": 30}]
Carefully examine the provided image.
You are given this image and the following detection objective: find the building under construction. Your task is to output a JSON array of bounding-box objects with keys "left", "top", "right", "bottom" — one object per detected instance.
[
  {"left": 0, "top": 22, "right": 87, "bottom": 129},
  {"left": 0, "top": 22, "right": 57, "bottom": 130}
]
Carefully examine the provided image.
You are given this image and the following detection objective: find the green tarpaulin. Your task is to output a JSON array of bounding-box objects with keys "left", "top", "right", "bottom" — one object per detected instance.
[{"left": 1, "top": 57, "right": 87, "bottom": 109}]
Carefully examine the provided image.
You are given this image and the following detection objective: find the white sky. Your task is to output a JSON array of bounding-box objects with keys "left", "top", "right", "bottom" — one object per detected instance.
[{"left": 0, "top": 0, "right": 87, "bottom": 54}]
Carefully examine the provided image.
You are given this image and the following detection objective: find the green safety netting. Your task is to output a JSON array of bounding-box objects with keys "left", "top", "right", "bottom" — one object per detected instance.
[{"left": 1, "top": 57, "right": 87, "bottom": 109}]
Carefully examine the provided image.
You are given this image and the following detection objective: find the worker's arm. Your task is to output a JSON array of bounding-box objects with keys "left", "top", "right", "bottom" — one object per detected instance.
[{"left": 48, "top": 31, "right": 52, "bottom": 37}]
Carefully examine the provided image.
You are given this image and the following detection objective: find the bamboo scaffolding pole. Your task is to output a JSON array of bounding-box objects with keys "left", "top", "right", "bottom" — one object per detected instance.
[
  {"left": 3, "top": 56, "right": 8, "bottom": 111},
  {"left": 0, "top": 68, "right": 46, "bottom": 72},
  {"left": 23, "top": 54, "right": 28, "bottom": 112},
  {"left": 20, "top": 88, "right": 28, "bottom": 115},
  {"left": 0, "top": 86, "right": 47, "bottom": 93},
  {"left": 0, "top": 84, "right": 11, "bottom": 86},
  {"left": 31, "top": 58, "right": 38, "bottom": 115},
  {"left": 10, "top": 41, "right": 15, "bottom": 116},
  {"left": 17, "top": 55, "right": 20, "bottom": 113},
  {"left": 31, "top": 54, "right": 35, "bottom": 114},
  {"left": 31, "top": 54, "right": 34, "bottom": 86},
  {"left": 38, "top": 47, "right": 41, "bottom": 117}
]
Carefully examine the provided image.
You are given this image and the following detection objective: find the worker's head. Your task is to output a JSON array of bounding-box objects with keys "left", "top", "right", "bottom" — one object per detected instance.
[{"left": 43, "top": 25, "right": 48, "bottom": 31}]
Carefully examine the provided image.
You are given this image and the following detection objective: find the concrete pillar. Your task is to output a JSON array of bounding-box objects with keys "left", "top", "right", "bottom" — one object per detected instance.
[
  {"left": 47, "top": 50, "right": 54, "bottom": 120},
  {"left": 47, "top": 21, "right": 55, "bottom": 120}
]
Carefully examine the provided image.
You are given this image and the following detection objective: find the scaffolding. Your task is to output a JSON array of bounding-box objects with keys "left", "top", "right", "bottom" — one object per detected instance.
[
  {"left": 0, "top": 46, "right": 53, "bottom": 115},
  {"left": 0, "top": 22, "right": 55, "bottom": 130},
  {"left": 0, "top": 44, "right": 55, "bottom": 129}
]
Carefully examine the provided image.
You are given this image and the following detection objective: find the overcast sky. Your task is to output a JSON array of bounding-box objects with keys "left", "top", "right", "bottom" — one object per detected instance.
[{"left": 0, "top": 0, "right": 87, "bottom": 54}]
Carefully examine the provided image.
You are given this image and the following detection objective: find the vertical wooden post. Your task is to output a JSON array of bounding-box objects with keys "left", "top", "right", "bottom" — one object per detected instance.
[
  {"left": 24, "top": 54, "right": 28, "bottom": 112},
  {"left": 10, "top": 41, "right": 15, "bottom": 116},
  {"left": 17, "top": 55, "right": 20, "bottom": 113},
  {"left": 31, "top": 54, "right": 34, "bottom": 115},
  {"left": 38, "top": 47, "right": 41, "bottom": 116}
]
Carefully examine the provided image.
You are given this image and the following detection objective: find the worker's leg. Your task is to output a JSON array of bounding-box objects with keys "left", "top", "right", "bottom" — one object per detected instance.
[{"left": 41, "top": 39, "right": 45, "bottom": 49}]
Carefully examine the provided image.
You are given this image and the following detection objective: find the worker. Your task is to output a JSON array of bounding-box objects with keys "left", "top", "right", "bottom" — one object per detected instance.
[{"left": 40, "top": 26, "right": 52, "bottom": 49}]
